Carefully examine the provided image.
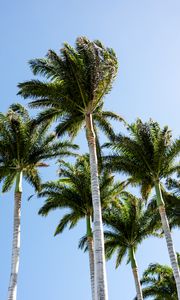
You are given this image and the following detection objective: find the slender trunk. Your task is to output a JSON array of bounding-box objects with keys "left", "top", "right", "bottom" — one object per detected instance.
[
  {"left": 155, "top": 182, "right": 180, "bottom": 300},
  {"left": 8, "top": 172, "right": 22, "bottom": 300},
  {"left": 86, "top": 216, "right": 95, "bottom": 300},
  {"left": 129, "top": 247, "right": 143, "bottom": 300},
  {"left": 85, "top": 113, "right": 108, "bottom": 300}
]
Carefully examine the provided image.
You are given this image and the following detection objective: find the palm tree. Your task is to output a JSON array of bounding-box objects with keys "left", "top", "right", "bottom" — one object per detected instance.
[
  {"left": 38, "top": 155, "right": 124, "bottom": 300},
  {"left": 135, "top": 254, "right": 180, "bottom": 300},
  {"left": 0, "top": 104, "right": 78, "bottom": 300},
  {"left": 103, "top": 193, "right": 160, "bottom": 300},
  {"left": 18, "top": 36, "right": 122, "bottom": 299},
  {"left": 104, "top": 119, "right": 180, "bottom": 298}
]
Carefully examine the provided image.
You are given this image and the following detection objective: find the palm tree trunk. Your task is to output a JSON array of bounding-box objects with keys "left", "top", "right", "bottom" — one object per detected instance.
[
  {"left": 129, "top": 247, "right": 143, "bottom": 300},
  {"left": 85, "top": 113, "right": 108, "bottom": 300},
  {"left": 155, "top": 182, "right": 180, "bottom": 300},
  {"left": 86, "top": 216, "right": 95, "bottom": 300},
  {"left": 8, "top": 172, "right": 22, "bottom": 300}
]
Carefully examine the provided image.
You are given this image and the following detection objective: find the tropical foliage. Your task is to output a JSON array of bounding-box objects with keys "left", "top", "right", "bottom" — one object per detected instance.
[{"left": 1, "top": 37, "right": 179, "bottom": 300}]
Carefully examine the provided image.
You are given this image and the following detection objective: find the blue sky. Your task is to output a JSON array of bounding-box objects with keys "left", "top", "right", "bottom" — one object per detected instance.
[{"left": 0, "top": 1, "right": 180, "bottom": 299}]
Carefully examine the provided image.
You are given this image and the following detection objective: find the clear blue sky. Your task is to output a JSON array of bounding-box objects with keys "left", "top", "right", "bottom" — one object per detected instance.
[{"left": 0, "top": 1, "right": 180, "bottom": 299}]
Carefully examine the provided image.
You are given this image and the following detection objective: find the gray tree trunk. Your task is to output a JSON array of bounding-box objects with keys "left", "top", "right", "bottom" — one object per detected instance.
[
  {"left": 87, "top": 236, "right": 95, "bottom": 300},
  {"left": 7, "top": 191, "right": 22, "bottom": 300},
  {"left": 132, "top": 268, "right": 143, "bottom": 300},
  {"left": 85, "top": 113, "right": 108, "bottom": 300},
  {"left": 155, "top": 182, "right": 180, "bottom": 300},
  {"left": 159, "top": 205, "right": 180, "bottom": 300},
  {"left": 129, "top": 247, "right": 143, "bottom": 300},
  {"left": 86, "top": 215, "right": 95, "bottom": 300}
]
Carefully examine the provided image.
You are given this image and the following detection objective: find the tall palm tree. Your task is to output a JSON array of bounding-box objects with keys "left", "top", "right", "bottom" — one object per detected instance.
[
  {"left": 18, "top": 36, "right": 122, "bottom": 299},
  {"left": 38, "top": 155, "right": 124, "bottom": 300},
  {"left": 0, "top": 104, "right": 78, "bottom": 300},
  {"left": 135, "top": 254, "right": 180, "bottom": 300},
  {"left": 103, "top": 193, "right": 160, "bottom": 300},
  {"left": 104, "top": 119, "right": 180, "bottom": 298}
]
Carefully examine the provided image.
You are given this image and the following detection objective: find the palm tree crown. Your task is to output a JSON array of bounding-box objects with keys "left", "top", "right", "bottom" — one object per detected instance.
[
  {"left": 17, "top": 37, "right": 122, "bottom": 138},
  {"left": 103, "top": 193, "right": 159, "bottom": 267},
  {"left": 105, "top": 119, "right": 180, "bottom": 199},
  {"left": 0, "top": 103, "right": 78, "bottom": 192},
  {"left": 38, "top": 155, "right": 123, "bottom": 235}
]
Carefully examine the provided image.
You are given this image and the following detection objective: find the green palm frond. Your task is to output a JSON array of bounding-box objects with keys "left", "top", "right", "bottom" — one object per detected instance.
[
  {"left": 38, "top": 154, "right": 125, "bottom": 245},
  {"left": 2, "top": 172, "right": 17, "bottom": 193},
  {"left": 54, "top": 211, "right": 81, "bottom": 235},
  {"left": 78, "top": 235, "right": 88, "bottom": 252}
]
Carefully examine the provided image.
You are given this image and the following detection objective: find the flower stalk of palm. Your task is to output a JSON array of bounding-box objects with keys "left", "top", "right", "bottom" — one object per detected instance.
[
  {"left": 104, "top": 119, "right": 180, "bottom": 299},
  {"left": 0, "top": 104, "right": 78, "bottom": 300},
  {"left": 38, "top": 154, "right": 124, "bottom": 300},
  {"left": 103, "top": 193, "right": 160, "bottom": 300},
  {"left": 18, "top": 36, "right": 123, "bottom": 300}
]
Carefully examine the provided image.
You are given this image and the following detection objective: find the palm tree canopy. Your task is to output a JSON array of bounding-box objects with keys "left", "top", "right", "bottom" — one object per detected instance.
[
  {"left": 18, "top": 37, "right": 123, "bottom": 139},
  {"left": 134, "top": 254, "right": 180, "bottom": 300},
  {"left": 0, "top": 103, "right": 78, "bottom": 192},
  {"left": 103, "top": 193, "right": 161, "bottom": 268},
  {"left": 38, "top": 154, "right": 124, "bottom": 235},
  {"left": 104, "top": 119, "right": 180, "bottom": 199}
]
